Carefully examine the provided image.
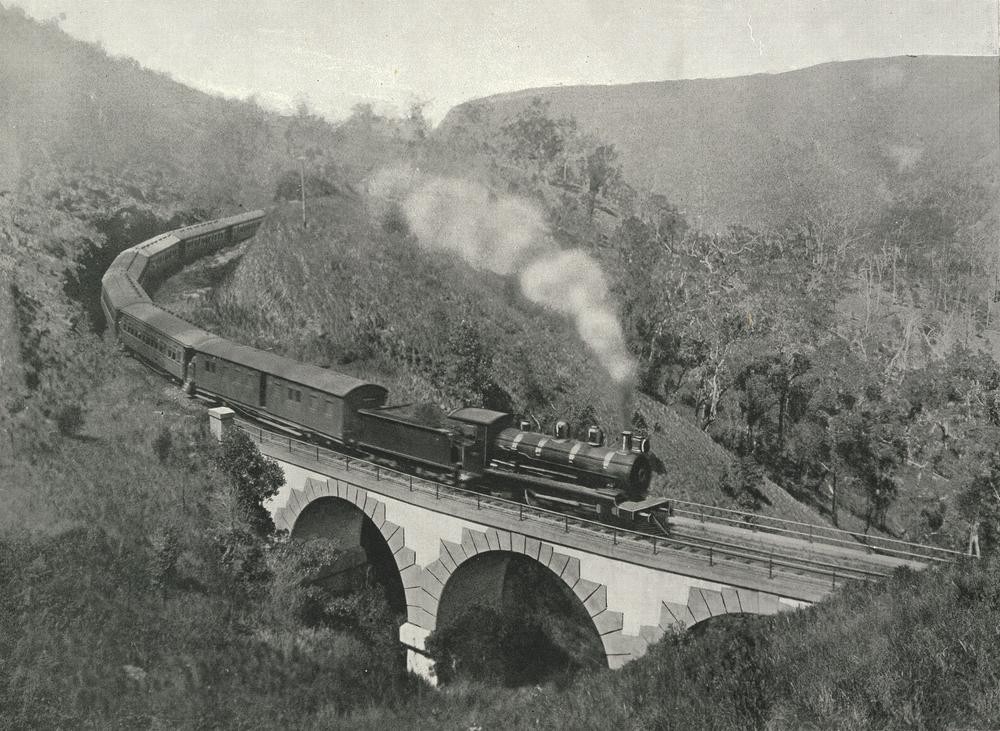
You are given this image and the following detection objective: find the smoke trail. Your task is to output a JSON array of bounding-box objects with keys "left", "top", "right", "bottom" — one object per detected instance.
[
  {"left": 369, "top": 166, "right": 636, "bottom": 384},
  {"left": 520, "top": 251, "right": 635, "bottom": 383}
]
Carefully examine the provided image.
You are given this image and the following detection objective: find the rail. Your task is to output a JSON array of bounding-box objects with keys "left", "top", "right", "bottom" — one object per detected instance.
[
  {"left": 234, "top": 420, "right": 952, "bottom": 588},
  {"left": 665, "top": 498, "right": 963, "bottom": 564}
]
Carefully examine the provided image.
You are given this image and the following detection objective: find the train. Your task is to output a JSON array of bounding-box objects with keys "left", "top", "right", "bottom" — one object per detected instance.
[{"left": 100, "top": 211, "right": 655, "bottom": 513}]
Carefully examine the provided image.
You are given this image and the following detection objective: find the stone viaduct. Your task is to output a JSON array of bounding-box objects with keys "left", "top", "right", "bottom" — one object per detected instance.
[{"left": 209, "top": 408, "right": 940, "bottom": 685}]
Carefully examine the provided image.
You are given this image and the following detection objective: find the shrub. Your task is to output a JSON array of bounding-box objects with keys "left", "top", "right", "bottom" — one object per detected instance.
[
  {"left": 216, "top": 428, "right": 284, "bottom": 537},
  {"left": 53, "top": 401, "right": 85, "bottom": 436},
  {"left": 152, "top": 424, "right": 173, "bottom": 462}
]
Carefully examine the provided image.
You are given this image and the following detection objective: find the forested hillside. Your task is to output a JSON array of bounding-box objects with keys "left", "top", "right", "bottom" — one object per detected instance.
[
  {"left": 442, "top": 56, "right": 1000, "bottom": 233},
  {"left": 3, "top": 5, "right": 1000, "bottom": 727},
  {"left": 430, "top": 59, "right": 1000, "bottom": 545}
]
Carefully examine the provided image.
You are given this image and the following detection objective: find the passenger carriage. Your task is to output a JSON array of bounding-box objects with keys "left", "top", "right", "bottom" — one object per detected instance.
[{"left": 191, "top": 339, "right": 388, "bottom": 443}]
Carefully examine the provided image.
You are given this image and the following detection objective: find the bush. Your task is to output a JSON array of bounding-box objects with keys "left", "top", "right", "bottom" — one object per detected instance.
[
  {"left": 152, "top": 424, "right": 173, "bottom": 462},
  {"left": 53, "top": 401, "right": 85, "bottom": 436},
  {"left": 216, "top": 428, "right": 284, "bottom": 537}
]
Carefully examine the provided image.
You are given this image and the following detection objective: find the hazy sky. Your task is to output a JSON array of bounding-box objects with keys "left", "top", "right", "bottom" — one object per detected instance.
[{"left": 14, "top": 1, "right": 1000, "bottom": 122}]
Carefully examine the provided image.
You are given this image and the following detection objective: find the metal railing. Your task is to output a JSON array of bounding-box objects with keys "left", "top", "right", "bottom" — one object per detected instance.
[
  {"left": 233, "top": 420, "right": 952, "bottom": 589},
  {"left": 665, "top": 498, "right": 963, "bottom": 564}
]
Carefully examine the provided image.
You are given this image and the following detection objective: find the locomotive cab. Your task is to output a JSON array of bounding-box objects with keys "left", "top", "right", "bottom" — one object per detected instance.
[{"left": 447, "top": 408, "right": 515, "bottom": 478}]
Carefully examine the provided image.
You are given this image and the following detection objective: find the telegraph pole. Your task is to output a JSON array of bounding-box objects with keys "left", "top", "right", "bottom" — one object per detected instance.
[{"left": 296, "top": 155, "right": 307, "bottom": 228}]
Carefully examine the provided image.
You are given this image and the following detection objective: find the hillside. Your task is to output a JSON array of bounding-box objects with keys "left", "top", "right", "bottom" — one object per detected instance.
[
  {"left": 2, "top": 8, "right": 1000, "bottom": 728},
  {"left": 441, "top": 56, "right": 999, "bottom": 233}
]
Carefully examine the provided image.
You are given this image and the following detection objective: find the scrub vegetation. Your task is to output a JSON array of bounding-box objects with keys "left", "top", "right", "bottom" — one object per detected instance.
[{"left": 2, "top": 6, "right": 1000, "bottom": 728}]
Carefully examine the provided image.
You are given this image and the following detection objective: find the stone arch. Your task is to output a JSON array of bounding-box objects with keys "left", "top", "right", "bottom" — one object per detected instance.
[
  {"left": 272, "top": 476, "right": 415, "bottom": 611},
  {"left": 638, "top": 585, "right": 805, "bottom": 645},
  {"left": 405, "top": 526, "right": 641, "bottom": 670}
]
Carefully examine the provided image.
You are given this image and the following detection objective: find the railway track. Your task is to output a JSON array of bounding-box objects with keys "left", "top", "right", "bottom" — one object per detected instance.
[{"left": 235, "top": 416, "right": 954, "bottom": 590}]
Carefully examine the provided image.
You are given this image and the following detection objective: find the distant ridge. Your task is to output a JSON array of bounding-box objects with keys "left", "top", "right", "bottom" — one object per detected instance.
[{"left": 442, "top": 56, "right": 999, "bottom": 230}]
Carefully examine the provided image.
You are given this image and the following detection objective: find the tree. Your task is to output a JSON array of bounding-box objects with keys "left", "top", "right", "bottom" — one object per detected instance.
[
  {"left": 584, "top": 143, "right": 621, "bottom": 216},
  {"left": 640, "top": 192, "right": 689, "bottom": 249},
  {"left": 445, "top": 319, "right": 495, "bottom": 408},
  {"left": 501, "top": 98, "right": 574, "bottom": 179},
  {"left": 407, "top": 100, "right": 430, "bottom": 140},
  {"left": 783, "top": 342, "right": 903, "bottom": 529},
  {"left": 215, "top": 428, "right": 284, "bottom": 537}
]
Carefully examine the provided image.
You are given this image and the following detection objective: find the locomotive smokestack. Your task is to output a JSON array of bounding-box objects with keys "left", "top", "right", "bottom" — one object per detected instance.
[
  {"left": 619, "top": 383, "right": 633, "bottom": 433},
  {"left": 621, "top": 430, "right": 633, "bottom": 452}
]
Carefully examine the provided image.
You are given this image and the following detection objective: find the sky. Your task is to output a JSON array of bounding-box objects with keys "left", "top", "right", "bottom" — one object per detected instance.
[{"left": 12, "top": 0, "right": 1000, "bottom": 122}]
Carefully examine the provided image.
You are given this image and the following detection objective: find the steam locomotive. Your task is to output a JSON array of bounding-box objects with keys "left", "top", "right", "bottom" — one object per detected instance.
[{"left": 100, "top": 211, "right": 654, "bottom": 511}]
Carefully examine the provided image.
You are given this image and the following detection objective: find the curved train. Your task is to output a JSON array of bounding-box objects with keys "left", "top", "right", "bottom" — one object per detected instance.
[{"left": 100, "top": 211, "right": 654, "bottom": 513}]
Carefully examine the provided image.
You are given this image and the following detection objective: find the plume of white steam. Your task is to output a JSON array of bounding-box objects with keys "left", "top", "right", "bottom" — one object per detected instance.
[
  {"left": 520, "top": 251, "right": 635, "bottom": 383},
  {"left": 369, "top": 165, "right": 636, "bottom": 385}
]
